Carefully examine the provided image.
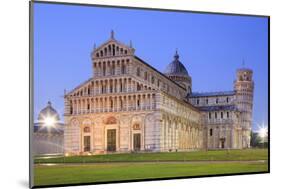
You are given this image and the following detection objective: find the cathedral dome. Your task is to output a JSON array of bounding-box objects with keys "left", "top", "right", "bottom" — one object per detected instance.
[
  {"left": 164, "top": 51, "right": 189, "bottom": 77},
  {"left": 38, "top": 101, "right": 60, "bottom": 121}
]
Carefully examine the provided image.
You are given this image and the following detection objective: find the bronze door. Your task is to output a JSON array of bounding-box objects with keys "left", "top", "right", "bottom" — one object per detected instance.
[
  {"left": 220, "top": 138, "right": 225, "bottom": 149},
  {"left": 221, "top": 140, "right": 225, "bottom": 148},
  {"left": 107, "top": 129, "right": 116, "bottom": 152},
  {"left": 84, "top": 136, "right": 91, "bottom": 152},
  {"left": 133, "top": 133, "right": 141, "bottom": 151}
]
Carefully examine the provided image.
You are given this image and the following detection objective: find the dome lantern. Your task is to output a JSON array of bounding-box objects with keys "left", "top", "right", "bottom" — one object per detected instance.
[
  {"left": 164, "top": 50, "right": 192, "bottom": 94},
  {"left": 164, "top": 50, "right": 189, "bottom": 77}
]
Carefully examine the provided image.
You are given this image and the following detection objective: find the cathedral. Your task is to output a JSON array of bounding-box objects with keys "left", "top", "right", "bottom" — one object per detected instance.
[{"left": 64, "top": 31, "right": 254, "bottom": 155}]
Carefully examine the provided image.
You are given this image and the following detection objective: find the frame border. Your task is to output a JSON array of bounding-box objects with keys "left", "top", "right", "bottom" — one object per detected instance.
[{"left": 29, "top": 1, "right": 270, "bottom": 188}]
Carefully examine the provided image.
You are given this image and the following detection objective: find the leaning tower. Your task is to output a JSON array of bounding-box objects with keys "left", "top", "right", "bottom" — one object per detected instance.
[{"left": 234, "top": 68, "right": 254, "bottom": 148}]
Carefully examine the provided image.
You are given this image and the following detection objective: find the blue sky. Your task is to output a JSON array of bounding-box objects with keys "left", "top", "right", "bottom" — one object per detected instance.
[{"left": 34, "top": 3, "right": 268, "bottom": 131}]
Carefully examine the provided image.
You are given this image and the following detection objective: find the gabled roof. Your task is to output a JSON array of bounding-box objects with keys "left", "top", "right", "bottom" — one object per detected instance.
[
  {"left": 92, "top": 30, "right": 135, "bottom": 58},
  {"left": 65, "top": 78, "right": 93, "bottom": 96},
  {"left": 94, "top": 38, "right": 132, "bottom": 52},
  {"left": 189, "top": 91, "right": 235, "bottom": 98}
]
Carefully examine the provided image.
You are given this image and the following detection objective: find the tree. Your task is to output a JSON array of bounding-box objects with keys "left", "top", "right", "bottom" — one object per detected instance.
[{"left": 250, "top": 131, "right": 262, "bottom": 147}]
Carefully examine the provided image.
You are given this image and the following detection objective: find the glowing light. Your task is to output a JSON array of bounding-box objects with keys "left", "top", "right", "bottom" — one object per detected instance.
[
  {"left": 43, "top": 116, "right": 56, "bottom": 127},
  {"left": 258, "top": 125, "right": 268, "bottom": 139}
]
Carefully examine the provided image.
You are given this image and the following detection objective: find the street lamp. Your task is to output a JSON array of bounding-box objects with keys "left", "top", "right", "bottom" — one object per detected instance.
[
  {"left": 258, "top": 127, "right": 267, "bottom": 138},
  {"left": 43, "top": 116, "right": 56, "bottom": 127},
  {"left": 258, "top": 124, "right": 268, "bottom": 148}
]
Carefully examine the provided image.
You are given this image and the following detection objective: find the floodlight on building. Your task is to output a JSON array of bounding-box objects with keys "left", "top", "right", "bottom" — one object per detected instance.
[
  {"left": 43, "top": 116, "right": 56, "bottom": 127},
  {"left": 258, "top": 125, "right": 268, "bottom": 139}
]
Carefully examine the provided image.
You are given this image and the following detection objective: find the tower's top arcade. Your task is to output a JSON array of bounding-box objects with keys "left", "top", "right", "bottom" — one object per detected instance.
[{"left": 236, "top": 68, "right": 253, "bottom": 82}]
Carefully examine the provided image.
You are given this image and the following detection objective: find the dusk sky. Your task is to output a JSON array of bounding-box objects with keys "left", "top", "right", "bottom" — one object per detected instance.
[{"left": 34, "top": 2, "right": 268, "bottom": 131}]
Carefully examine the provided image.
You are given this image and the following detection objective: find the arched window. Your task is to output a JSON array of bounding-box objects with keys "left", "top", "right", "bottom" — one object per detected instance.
[
  {"left": 120, "top": 99, "right": 123, "bottom": 109},
  {"left": 221, "top": 112, "right": 223, "bottom": 119},
  {"left": 137, "top": 99, "right": 140, "bottom": 107},
  {"left": 110, "top": 99, "right": 113, "bottom": 109},
  {"left": 216, "top": 98, "right": 219, "bottom": 104},
  {"left": 226, "top": 97, "right": 229, "bottom": 103},
  {"left": 144, "top": 72, "right": 148, "bottom": 80},
  {"left": 121, "top": 64, "right": 126, "bottom": 74},
  {"left": 197, "top": 99, "right": 200, "bottom": 105},
  {"left": 137, "top": 84, "right": 141, "bottom": 91},
  {"left": 227, "top": 112, "right": 229, "bottom": 118},
  {"left": 87, "top": 103, "right": 90, "bottom": 110},
  {"left": 108, "top": 45, "right": 111, "bottom": 55},
  {"left": 112, "top": 63, "right": 115, "bottom": 75},
  {"left": 103, "top": 64, "right": 106, "bottom": 76},
  {"left": 209, "top": 129, "right": 213, "bottom": 136},
  {"left": 112, "top": 45, "right": 115, "bottom": 56},
  {"left": 120, "top": 82, "right": 123, "bottom": 92},
  {"left": 209, "top": 112, "right": 211, "bottom": 119},
  {"left": 102, "top": 85, "right": 106, "bottom": 94},
  {"left": 136, "top": 67, "right": 140, "bottom": 76},
  {"left": 100, "top": 51, "right": 103, "bottom": 57},
  {"left": 110, "top": 83, "right": 113, "bottom": 93},
  {"left": 124, "top": 50, "right": 128, "bottom": 54},
  {"left": 215, "top": 112, "right": 217, "bottom": 119},
  {"left": 96, "top": 53, "right": 99, "bottom": 57},
  {"left": 239, "top": 76, "right": 243, "bottom": 81},
  {"left": 151, "top": 76, "right": 155, "bottom": 84},
  {"left": 104, "top": 48, "right": 107, "bottom": 56},
  {"left": 206, "top": 98, "right": 208, "bottom": 104}
]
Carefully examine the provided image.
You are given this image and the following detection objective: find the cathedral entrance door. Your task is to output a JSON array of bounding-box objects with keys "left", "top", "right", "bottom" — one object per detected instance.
[
  {"left": 83, "top": 136, "right": 91, "bottom": 152},
  {"left": 107, "top": 129, "right": 116, "bottom": 152},
  {"left": 133, "top": 133, "right": 141, "bottom": 151},
  {"left": 220, "top": 138, "right": 225, "bottom": 149}
]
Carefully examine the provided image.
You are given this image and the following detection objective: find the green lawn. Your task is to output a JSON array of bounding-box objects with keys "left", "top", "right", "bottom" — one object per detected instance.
[
  {"left": 34, "top": 161, "right": 268, "bottom": 186},
  {"left": 34, "top": 149, "right": 268, "bottom": 164}
]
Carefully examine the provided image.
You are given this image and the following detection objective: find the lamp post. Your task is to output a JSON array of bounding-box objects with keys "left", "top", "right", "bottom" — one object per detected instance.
[
  {"left": 258, "top": 125, "right": 268, "bottom": 148},
  {"left": 43, "top": 116, "right": 56, "bottom": 127}
]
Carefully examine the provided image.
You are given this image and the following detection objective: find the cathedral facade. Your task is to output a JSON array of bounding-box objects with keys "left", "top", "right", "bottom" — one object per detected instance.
[{"left": 64, "top": 32, "right": 254, "bottom": 155}]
